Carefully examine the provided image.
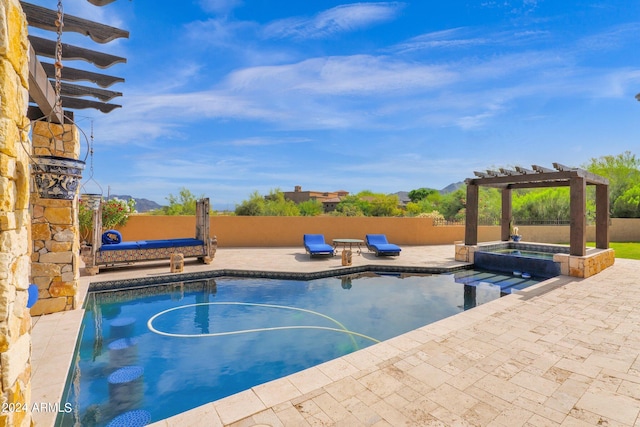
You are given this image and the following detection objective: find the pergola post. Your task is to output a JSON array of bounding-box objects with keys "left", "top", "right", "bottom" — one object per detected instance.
[
  {"left": 465, "top": 183, "right": 479, "bottom": 245},
  {"left": 501, "top": 188, "right": 512, "bottom": 241},
  {"left": 570, "top": 176, "right": 586, "bottom": 256},
  {"left": 595, "top": 184, "right": 609, "bottom": 249}
]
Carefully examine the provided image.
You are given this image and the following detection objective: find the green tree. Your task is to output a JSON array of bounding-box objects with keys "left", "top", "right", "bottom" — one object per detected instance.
[
  {"left": 298, "top": 199, "right": 324, "bottom": 216},
  {"left": 369, "top": 194, "right": 401, "bottom": 216},
  {"left": 478, "top": 187, "right": 501, "bottom": 224},
  {"left": 408, "top": 188, "right": 438, "bottom": 203},
  {"left": 612, "top": 184, "right": 640, "bottom": 217},
  {"left": 584, "top": 151, "right": 640, "bottom": 215},
  {"left": 235, "top": 191, "right": 265, "bottom": 216},
  {"left": 235, "top": 189, "right": 300, "bottom": 216},
  {"left": 513, "top": 188, "right": 571, "bottom": 222},
  {"left": 333, "top": 195, "right": 365, "bottom": 216},
  {"left": 439, "top": 187, "right": 466, "bottom": 220},
  {"left": 158, "top": 188, "right": 204, "bottom": 215},
  {"left": 263, "top": 189, "right": 300, "bottom": 216}
]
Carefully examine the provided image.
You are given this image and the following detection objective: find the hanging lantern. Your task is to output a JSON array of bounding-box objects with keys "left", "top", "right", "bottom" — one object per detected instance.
[{"left": 80, "top": 193, "right": 102, "bottom": 210}]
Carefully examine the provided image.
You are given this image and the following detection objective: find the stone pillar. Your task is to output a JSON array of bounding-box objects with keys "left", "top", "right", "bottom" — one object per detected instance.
[
  {"left": 29, "top": 121, "right": 82, "bottom": 315},
  {"left": 0, "top": 0, "right": 33, "bottom": 426}
]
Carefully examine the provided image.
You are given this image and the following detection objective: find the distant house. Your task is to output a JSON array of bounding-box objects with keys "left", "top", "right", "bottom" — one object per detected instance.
[{"left": 283, "top": 186, "right": 349, "bottom": 213}]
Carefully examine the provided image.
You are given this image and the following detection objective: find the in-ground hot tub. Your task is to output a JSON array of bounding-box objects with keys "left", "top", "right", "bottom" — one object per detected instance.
[{"left": 473, "top": 242, "right": 569, "bottom": 279}]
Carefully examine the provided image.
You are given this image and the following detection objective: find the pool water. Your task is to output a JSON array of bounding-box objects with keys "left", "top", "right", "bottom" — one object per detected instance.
[
  {"left": 490, "top": 249, "right": 556, "bottom": 260},
  {"left": 57, "top": 271, "right": 541, "bottom": 426}
]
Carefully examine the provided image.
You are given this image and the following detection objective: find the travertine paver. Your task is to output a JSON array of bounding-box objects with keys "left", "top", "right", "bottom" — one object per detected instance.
[{"left": 30, "top": 246, "right": 640, "bottom": 426}]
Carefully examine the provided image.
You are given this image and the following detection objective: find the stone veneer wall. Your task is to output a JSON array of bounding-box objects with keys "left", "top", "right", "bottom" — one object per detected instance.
[
  {"left": 0, "top": 0, "right": 32, "bottom": 425},
  {"left": 29, "top": 121, "right": 82, "bottom": 316}
]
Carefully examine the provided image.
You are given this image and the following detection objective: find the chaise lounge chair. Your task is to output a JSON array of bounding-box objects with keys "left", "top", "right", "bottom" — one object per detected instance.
[
  {"left": 366, "top": 234, "right": 402, "bottom": 256},
  {"left": 303, "top": 234, "right": 335, "bottom": 257}
]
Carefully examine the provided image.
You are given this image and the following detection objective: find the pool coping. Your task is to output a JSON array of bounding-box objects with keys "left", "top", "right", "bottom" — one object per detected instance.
[{"left": 87, "top": 263, "right": 473, "bottom": 292}]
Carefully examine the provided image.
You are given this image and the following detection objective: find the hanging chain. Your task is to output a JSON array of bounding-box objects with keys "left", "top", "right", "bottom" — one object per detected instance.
[
  {"left": 89, "top": 120, "right": 95, "bottom": 174},
  {"left": 54, "top": 0, "right": 64, "bottom": 114}
]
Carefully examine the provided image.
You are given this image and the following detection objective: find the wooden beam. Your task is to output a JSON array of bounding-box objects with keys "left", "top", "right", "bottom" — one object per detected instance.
[
  {"left": 501, "top": 188, "right": 512, "bottom": 242},
  {"left": 29, "top": 35, "right": 126, "bottom": 69},
  {"left": 569, "top": 176, "right": 586, "bottom": 256},
  {"left": 27, "top": 106, "right": 73, "bottom": 123},
  {"left": 595, "top": 184, "right": 610, "bottom": 249},
  {"left": 468, "top": 170, "right": 576, "bottom": 187},
  {"left": 21, "top": 2, "right": 129, "bottom": 44},
  {"left": 465, "top": 184, "right": 479, "bottom": 246},
  {"left": 27, "top": 45, "right": 63, "bottom": 123}
]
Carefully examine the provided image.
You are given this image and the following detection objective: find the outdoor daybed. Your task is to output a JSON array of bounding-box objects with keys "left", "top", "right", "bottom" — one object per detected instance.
[
  {"left": 81, "top": 198, "right": 216, "bottom": 275},
  {"left": 365, "top": 234, "right": 402, "bottom": 256}
]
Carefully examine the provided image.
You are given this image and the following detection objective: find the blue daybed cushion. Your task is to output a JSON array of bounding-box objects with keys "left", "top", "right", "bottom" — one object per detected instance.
[
  {"left": 102, "top": 230, "right": 122, "bottom": 245},
  {"left": 99, "top": 241, "right": 140, "bottom": 251},
  {"left": 99, "top": 238, "right": 205, "bottom": 252}
]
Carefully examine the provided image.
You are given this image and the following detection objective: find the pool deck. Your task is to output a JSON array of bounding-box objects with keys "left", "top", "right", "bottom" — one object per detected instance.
[{"left": 31, "top": 245, "right": 640, "bottom": 426}]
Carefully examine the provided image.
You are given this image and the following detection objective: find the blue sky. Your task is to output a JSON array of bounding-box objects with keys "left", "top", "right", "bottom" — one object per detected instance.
[{"left": 29, "top": 0, "right": 640, "bottom": 209}]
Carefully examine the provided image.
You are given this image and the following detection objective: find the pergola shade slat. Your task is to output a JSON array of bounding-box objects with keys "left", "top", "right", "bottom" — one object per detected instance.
[
  {"left": 21, "top": 2, "right": 129, "bottom": 44},
  {"left": 29, "top": 35, "right": 126, "bottom": 69},
  {"left": 87, "top": 0, "right": 117, "bottom": 5},
  {"left": 60, "top": 96, "right": 121, "bottom": 113},
  {"left": 40, "top": 62, "right": 124, "bottom": 88},
  {"left": 59, "top": 81, "right": 122, "bottom": 102}
]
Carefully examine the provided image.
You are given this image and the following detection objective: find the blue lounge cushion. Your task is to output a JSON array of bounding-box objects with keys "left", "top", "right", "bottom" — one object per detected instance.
[
  {"left": 99, "top": 241, "right": 140, "bottom": 251},
  {"left": 99, "top": 238, "right": 206, "bottom": 252},
  {"left": 102, "top": 229, "right": 122, "bottom": 244},
  {"left": 169, "top": 238, "right": 205, "bottom": 247},
  {"left": 303, "top": 234, "right": 334, "bottom": 255},
  {"left": 366, "top": 234, "right": 401, "bottom": 256}
]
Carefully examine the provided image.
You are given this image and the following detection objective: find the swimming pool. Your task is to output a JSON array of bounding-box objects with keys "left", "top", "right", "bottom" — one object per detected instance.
[{"left": 57, "top": 271, "right": 540, "bottom": 426}]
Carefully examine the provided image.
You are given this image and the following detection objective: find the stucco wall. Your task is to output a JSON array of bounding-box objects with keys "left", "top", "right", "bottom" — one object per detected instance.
[
  {"left": 116, "top": 216, "right": 640, "bottom": 247},
  {"left": 0, "top": 0, "right": 32, "bottom": 425}
]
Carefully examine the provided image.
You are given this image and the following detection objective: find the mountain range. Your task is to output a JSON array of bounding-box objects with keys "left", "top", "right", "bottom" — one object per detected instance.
[{"left": 108, "top": 195, "right": 163, "bottom": 213}]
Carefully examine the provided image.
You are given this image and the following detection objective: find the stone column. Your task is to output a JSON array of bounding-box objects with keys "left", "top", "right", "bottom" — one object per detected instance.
[
  {"left": 0, "top": 0, "right": 33, "bottom": 425},
  {"left": 29, "top": 121, "right": 82, "bottom": 315}
]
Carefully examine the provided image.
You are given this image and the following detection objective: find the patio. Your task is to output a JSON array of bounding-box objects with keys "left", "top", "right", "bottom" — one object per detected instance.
[{"left": 31, "top": 245, "right": 640, "bottom": 426}]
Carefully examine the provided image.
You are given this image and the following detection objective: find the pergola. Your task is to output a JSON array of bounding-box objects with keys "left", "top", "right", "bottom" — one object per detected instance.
[
  {"left": 464, "top": 163, "right": 610, "bottom": 256},
  {"left": 23, "top": 1, "right": 129, "bottom": 122}
]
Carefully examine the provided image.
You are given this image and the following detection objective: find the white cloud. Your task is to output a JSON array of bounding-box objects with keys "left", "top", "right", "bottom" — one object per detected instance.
[
  {"left": 199, "top": 0, "right": 243, "bottom": 15},
  {"left": 264, "top": 2, "right": 405, "bottom": 39}
]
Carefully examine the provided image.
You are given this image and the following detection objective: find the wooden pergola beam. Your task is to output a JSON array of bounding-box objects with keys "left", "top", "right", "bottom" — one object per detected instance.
[
  {"left": 465, "top": 184, "right": 479, "bottom": 246},
  {"left": 595, "top": 184, "right": 609, "bottom": 249},
  {"left": 501, "top": 188, "right": 512, "bottom": 241},
  {"left": 570, "top": 176, "right": 587, "bottom": 256},
  {"left": 27, "top": 45, "right": 62, "bottom": 123}
]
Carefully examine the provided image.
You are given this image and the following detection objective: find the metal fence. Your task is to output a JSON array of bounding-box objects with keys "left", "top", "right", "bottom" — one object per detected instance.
[{"left": 432, "top": 218, "right": 596, "bottom": 226}]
